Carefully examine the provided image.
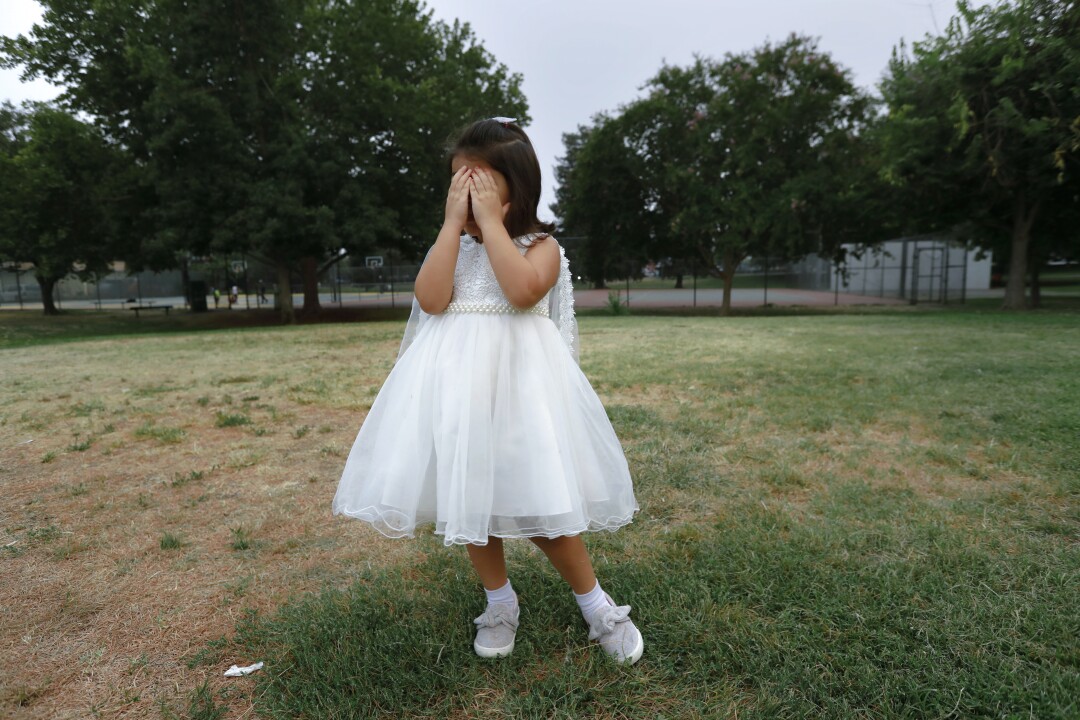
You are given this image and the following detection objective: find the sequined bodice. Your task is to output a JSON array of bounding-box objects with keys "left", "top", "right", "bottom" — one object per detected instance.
[{"left": 448, "top": 234, "right": 552, "bottom": 314}]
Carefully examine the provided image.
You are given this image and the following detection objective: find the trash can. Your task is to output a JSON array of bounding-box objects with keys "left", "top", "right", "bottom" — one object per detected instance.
[{"left": 189, "top": 280, "right": 208, "bottom": 312}]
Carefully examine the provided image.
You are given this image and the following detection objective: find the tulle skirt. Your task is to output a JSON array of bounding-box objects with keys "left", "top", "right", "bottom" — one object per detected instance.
[{"left": 332, "top": 312, "right": 638, "bottom": 546}]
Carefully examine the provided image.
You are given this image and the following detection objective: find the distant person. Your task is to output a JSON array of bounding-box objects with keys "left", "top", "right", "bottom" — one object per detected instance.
[
  {"left": 229, "top": 284, "right": 238, "bottom": 308},
  {"left": 257, "top": 279, "right": 268, "bottom": 304},
  {"left": 212, "top": 287, "right": 221, "bottom": 309},
  {"left": 332, "top": 118, "right": 643, "bottom": 665}
]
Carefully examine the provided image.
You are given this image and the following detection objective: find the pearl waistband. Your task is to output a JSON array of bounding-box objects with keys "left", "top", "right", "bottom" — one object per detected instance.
[{"left": 443, "top": 301, "right": 549, "bottom": 317}]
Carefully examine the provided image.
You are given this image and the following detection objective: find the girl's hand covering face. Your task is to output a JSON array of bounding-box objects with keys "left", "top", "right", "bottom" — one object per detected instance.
[
  {"left": 468, "top": 168, "right": 510, "bottom": 228},
  {"left": 444, "top": 165, "right": 472, "bottom": 231}
]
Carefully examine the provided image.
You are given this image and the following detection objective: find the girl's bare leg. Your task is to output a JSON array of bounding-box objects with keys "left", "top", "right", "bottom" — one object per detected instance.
[
  {"left": 528, "top": 535, "right": 598, "bottom": 594},
  {"left": 465, "top": 536, "right": 509, "bottom": 591}
]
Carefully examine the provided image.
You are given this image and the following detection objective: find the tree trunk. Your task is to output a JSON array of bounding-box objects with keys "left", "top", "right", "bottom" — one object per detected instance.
[
  {"left": 37, "top": 276, "right": 59, "bottom": 315},
  {"left": 720, "top": 249, "right": 738, "bottom": 316},
  {"left": 276, "top": 263, "right": 295, "bottom": 324},
  {"left": 1002, "top": 197, "right": 1038, "bottom": 310},
  {"left": 674, "top": 272, "right": 684, "bottom": 289},
  {"left": 180, "top": 258, "right": 191, "bottom": 309},
  {"left": 299, "top": 256, "right": 321, "bottom": 318}
]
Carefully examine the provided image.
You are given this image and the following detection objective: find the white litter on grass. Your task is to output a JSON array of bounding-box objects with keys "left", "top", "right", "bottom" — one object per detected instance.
[{"left": 224, "top": 661, "right": 264, "bottom": 677}]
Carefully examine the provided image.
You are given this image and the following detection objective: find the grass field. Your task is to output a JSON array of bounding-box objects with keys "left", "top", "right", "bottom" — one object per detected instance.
[{"left": 1, "top": 305, "right": 1077, "bottom": 719}]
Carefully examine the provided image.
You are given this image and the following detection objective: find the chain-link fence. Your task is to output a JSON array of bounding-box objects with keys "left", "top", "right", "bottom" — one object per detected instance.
[
  {"left": 0, "top": 266, "right": 185, "bottom": 310},
  {"left": 1, "top": 235, "right": 991, "bottom": 311},
  {"left": 791, "top": 236, "right": 989, "bottom": 304},
  {"left": 0, "top": 255, "right": 426, "bottom": 311}
]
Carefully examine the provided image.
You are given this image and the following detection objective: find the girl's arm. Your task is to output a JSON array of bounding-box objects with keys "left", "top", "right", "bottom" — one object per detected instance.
[
  {"left": 414, "top": 166, "right": 471, "bottom": 314},
  {"left": 470, "top": 169, "right": 561, "bottom": 309}
]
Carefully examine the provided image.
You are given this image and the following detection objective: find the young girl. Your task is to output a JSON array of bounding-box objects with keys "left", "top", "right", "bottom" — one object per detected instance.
[{"left": 332, "top": 118, "right": 643, "bottom": 664}]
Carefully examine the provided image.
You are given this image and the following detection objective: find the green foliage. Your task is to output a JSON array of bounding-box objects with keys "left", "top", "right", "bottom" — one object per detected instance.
[
  {"left": 553, "top": 117, "right": 653, "bottom": 288},
  {"left": 2, "top": 0, "right": 529, "bottom": 320},
  {"left": 605, "top": 289, "right": 629, "bottom": 315},
  {"left": 0, "top": 103, "right": 130, "bottom": 314},
  {"left": 879, "top": 0, "right": 1080, "bottom": 309},
  {"left": 555, "top": 36, "right": 886, "bottom": 311}
]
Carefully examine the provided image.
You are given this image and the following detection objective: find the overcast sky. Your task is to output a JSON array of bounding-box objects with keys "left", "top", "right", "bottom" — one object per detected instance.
[{"left": 2, "top": 0, "right": 981, "bottom": 215}]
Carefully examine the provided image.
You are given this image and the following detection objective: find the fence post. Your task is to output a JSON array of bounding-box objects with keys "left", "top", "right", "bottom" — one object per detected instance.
[
  {"left": 692, "top": 258, "right": 697, "bottom": 307},
  {"left": 899, "top": 238, "right": 909, "bottom": 300},
  {"left": 961, "top": 246, "right": 968, "bottom": 305},
  {"left": 911, "top": 249, "right": 920, "bottom": 305},
  {"left": 763, "top": 254, "right": 769, "bottom": 307},
  {"left": 880, "top": 249, "right": 886, "bottom": 298},
  {"left": 942, "top": 243, "right": 949, "bottom": 306}
]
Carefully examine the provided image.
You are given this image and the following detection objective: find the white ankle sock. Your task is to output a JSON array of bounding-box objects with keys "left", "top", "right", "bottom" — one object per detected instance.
[
  {"left": 484, "top": 579, "right": 517, "bottom": 607},
  {"left": 573, "top": 580, "right": 610, "bottom": 618}
]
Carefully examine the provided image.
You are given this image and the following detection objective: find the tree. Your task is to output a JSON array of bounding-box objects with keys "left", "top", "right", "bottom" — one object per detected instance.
[
  {"left": 552, "top": 118, "right": 652, "bottom": 288},
  {"left": 0, "top": 103, "right": 124, "bottom": 314},
  {"left": 879, "top": 0, "right": 1080, "bottom": 309},
  {"left": 555, "top": 37, "right": 882, "bottom": 313},
  {"left": 2, "top": 0, "right": 528, "bottom": 322}
]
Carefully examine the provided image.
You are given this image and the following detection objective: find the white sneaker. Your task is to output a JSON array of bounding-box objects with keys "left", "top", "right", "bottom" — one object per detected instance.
[
  {"left": 584, "top": 592, "right": 644, "bottom": 664},
  {"left": 473, "top": 602, "right": 519, "bottom": 658}
]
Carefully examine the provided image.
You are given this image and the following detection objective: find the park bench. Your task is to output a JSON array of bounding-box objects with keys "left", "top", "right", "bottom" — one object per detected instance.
[{"left": 128, "top": 303, "right": 173, "bottom": 318}]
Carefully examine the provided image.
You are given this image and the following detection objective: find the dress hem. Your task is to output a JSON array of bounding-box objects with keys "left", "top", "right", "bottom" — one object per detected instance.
[{"left": 333, "top": 504, "right": 639, "bottom": 547}]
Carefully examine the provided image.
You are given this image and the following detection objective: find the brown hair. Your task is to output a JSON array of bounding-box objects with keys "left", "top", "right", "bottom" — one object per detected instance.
[{"left": 447, "top": 119, "right": 555, "bottom": 241}]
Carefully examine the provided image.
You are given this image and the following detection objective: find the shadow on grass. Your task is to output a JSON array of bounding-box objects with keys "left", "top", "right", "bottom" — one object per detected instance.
[
  {"left": 578, "top": 295, "right": 1080, "bottom": 319},
  {"left": 0, "top": 306, "right": 412, "bottom": 349},
  {"left": 5, "top": 297, "right": 1078, "bottom": 349}
]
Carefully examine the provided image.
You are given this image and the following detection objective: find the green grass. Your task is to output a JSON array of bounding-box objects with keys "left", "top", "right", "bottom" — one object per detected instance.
[
  {"left": 133, "top": 421, "right": 186, "bottom": 444},
  {"left": 159, "top": 680, "right": 228, "bottom": 720},
  {"left": 199, "top": 309, "right": 1080, "bottom": 718},
  {"left": 171, "top": 470, "right": 205, "bottom": 488},
  {"left": 214, "top": 411, "right": 252, "bottom": 428},
  {"left": 225, "top": 517, "right": 1076, "bottom": 718},
  {"left": 230, "top": 526, "right": 252, "bottom": 551},
  {"left": 0, "top": 306, "right": 409, "bottom": 349},
  {"left": 159, "top": 533, "right": 184, "bottom": 550},
  {"left": 609, "top": 272, "right": 800, "bottom": 291}
]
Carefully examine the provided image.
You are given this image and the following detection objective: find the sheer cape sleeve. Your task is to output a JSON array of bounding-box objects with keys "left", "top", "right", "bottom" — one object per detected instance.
[
  {"left": 396, "top": 233, "right": 579, "bottom": 365},
  {"left": 546, "top": 238, "right": 580, "bottom": 364},
  {"left": 396, "top": 246, "right": 435, "bottom": 363}
]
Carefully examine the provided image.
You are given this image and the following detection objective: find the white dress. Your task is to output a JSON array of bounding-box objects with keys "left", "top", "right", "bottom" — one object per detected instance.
[{"left": 332, "top": 233, "right": 638, "bottom": 547}]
